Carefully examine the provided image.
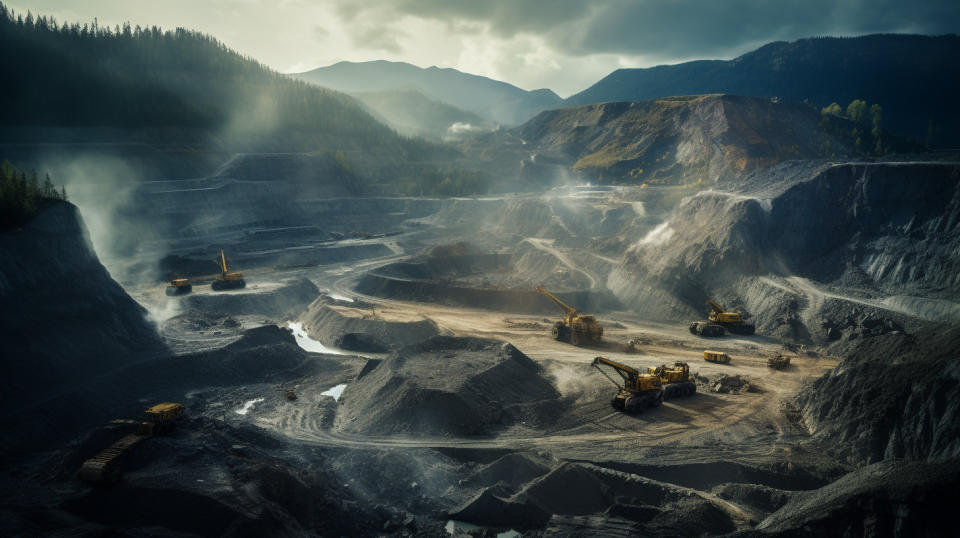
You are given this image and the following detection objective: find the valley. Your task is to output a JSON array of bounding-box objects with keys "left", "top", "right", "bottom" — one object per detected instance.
[{"left": 1, "top": 5, "right": 958, "bottom": 537}]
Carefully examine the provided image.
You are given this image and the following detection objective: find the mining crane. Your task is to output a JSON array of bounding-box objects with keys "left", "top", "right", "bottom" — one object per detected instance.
[
  {"left": 212, "top": 248, "right": 246, "bottom": 291},
  {"left": 536, "top": 285, "right": 603, "bottom": 346},
  {"left": 690, "top": 299, "right": 755, "bottom": 336},
  {"left": 648, "top": 361, "right": 697, "bottom": 399},
  {"left": 592, "top": 356, "right": 663, "bottom": 413}
]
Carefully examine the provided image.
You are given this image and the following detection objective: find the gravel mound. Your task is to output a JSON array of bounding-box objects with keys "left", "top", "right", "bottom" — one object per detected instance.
[
  {"left": 695, "top": 373, "right": 753, "bottom": 394},
  {"left": 757, "top": 459, "right": 960, "bottom": 536},
  {"left": 299, "top": 300, "right": 441, "bottom": 351},
  {"left": 185, "top": 277, "right": 319, "bottom": 319},
  {"left": 463, "top": 453, "right": 551, "bottom": 491},
  {"left": 335, "top": 337, "right": 562, "bottom": 436}
]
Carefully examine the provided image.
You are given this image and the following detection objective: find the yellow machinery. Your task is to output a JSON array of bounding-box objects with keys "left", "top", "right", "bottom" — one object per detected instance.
[
  {"left": 647, "top": 361, "right": 697, "bottom": 399},
  {"left": 768, "top": 354, "right": 791, "bottom": 369},
  {"left": 165, "top": 278, "right": 192, "bottom": 296},
  {"left": 79, "top": 403, "right": 185, "bottom": 483},
  {"left": 212, "top": 249, "right": 246, "bottom": 290},
  {"left": 690, "top": 300, "right": 755, "bottom": 336},
  {"left": 592, "top": 356, "right": 663, "bottom": 413},
  {"left": 704, "top": 350, "right": 731, "bottom": 364},
  {"left": 536, "top": 285, "right": 603, "bottom": 346}
]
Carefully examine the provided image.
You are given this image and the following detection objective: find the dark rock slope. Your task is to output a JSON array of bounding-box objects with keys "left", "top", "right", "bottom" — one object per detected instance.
[
  {"left": 610, "top": 162, "right": 960, "bottom": 336},
  {"left": 796, "top": 326, "right": 960, "bottom": 465},
  {"left": 474, "top": 94, "right": 863, "bottom": 185},
  {"left": 0, "top": 203, "right": 164, "bottom": 415}
]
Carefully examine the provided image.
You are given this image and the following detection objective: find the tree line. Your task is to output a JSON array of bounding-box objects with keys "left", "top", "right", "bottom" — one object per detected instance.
[
  {"left": 0, "top": 161, "right": 67, "bottom": 232},
  {"left": 821, "top": 99, "right": 885, "bottom": 155}
]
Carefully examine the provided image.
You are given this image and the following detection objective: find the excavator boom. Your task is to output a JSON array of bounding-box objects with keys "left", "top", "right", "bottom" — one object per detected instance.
[
  {"left": 536, "top": 285, "right": 576, "bottom": 315},
  {"left": 220, "top": 249, "right": 229, "bottom": 274},
  {"left": 706, "top": 299, "right": 725, "bottom": 314}
]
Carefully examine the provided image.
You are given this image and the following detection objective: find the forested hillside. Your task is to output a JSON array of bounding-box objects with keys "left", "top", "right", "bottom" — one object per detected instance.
[
  {"left": 0, "top": 4, "right": 430, "bottom": 155},
  {"left": 566, "top": 34, "right": 960, "bottom": 146}
]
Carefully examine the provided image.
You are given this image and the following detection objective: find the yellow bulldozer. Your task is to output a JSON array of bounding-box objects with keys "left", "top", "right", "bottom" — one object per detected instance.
[
  {"left": 592, "top": 356, "right": 663, "bottom": 413},
  {"left": 212, "top": 249, "right": 246, "bottom": 291},
  {"left": 689, "top": 299, "right": 755, "bottom": 337},
  {"left": 78, "top": 402, "right": 186, "bottom": 483},
  {"left": 647, "top": 361, "right": 697, "bottom": 399},
  {"left": 165, "top": 278, "right": 192, "bottom": 296},
  {"left": 536, "top": 285, "right": 603, "bottom": 346}
]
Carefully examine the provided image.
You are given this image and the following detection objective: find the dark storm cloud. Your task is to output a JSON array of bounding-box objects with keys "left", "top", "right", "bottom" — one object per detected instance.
[{"left": 336, "top": 0, "right": 960, "bottom": 60}]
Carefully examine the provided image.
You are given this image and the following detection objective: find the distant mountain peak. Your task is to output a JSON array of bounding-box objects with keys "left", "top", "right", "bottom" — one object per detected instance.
[{"left": 294, "top": 60, "right": 562, "bottom": 126}]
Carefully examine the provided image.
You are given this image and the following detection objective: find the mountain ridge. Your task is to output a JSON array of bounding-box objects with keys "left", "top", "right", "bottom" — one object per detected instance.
[
  {"left": 565, "top": 34, "right": 960, "bottom": 146},
  {"left": 294, "top": 60, "right": 562, "bottom": 126}
]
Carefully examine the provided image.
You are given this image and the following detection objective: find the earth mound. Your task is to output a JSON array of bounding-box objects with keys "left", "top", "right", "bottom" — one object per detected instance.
[
  {"left": 299, "top": 299, "right": 441, "bottom": 351},
  {"left": 185, "top": 277, "right": 319, "bottom": 319},
  {"left": 335, "top": 336, "right": 562, "bottom": 436}
]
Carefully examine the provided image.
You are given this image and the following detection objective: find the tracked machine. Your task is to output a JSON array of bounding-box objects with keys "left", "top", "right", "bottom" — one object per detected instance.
[
  {"left": 78, "top": 403, "right": 186, "bottom": 484},
  {"left": 536, "top": 285, "right": 603, "bottom": 346},
  {"left": 689, "top": 299, "right": 755, "bottom": 337},
  {"left": 165, "top": 278, "right": 192, "bottom": 296},
  {"left": 212, "top": 248, "right": 246, "bottom": 291},
  {"left": 592, "top": 356, "right": 663, "bottom": 413},
  {"left": 648, "top": 361, "right": 697, "bottom": 399},
  {"left": 768, "top": 354, "right": 791, "bottom": 369}
]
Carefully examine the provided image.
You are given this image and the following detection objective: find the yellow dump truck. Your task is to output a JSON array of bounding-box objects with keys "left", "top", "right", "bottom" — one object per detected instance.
[
  {"left": 703, "top": 350, "right": 731, "bottom": 364},
  {"left": 165, "top": 278, "right": 192, "bottom": 296}
]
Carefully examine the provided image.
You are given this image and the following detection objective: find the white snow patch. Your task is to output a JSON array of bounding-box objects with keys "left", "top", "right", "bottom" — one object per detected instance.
[
  {"left": 328, "top": 293, "right": 354, "bottom": 303},
  {"left": 287, "top": 321, "right": 347, "bottom": 355},
  {"left": 322, "top": 384, "right": 347, "bottom": 401},
  {"left": 631, "top": 201, "right": 646, "bottom": 216},
  {"left": 235, "top": 398, "right": 264, "bottom": 416}
]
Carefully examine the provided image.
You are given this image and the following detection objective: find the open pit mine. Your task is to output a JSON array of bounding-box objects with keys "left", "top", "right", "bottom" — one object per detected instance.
[{"left": 1, "top": 10, "right": 959, "bottom": 536}]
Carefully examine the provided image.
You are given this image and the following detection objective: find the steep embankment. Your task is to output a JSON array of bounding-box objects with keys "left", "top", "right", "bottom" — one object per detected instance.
[
  {"left": 0, "top": 203, "right": 164, "bottom": 414},
  {"left": 486, "top": 94, "right": 859, "bottom": 185},
  {"left": 609, "top": 162, "right": 960, "bottom": 339}
]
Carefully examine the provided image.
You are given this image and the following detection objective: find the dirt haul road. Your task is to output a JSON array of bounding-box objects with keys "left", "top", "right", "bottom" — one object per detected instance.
[{"left": 261, "top": 285, "right": 838, "bottom": 464}]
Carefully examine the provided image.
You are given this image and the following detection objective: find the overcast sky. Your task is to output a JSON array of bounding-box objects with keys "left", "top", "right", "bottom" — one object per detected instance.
[{"left": 9, "top": 0, "right": 960, "bottom": 97}]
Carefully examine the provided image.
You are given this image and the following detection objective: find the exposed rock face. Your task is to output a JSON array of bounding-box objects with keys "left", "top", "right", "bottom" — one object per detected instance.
[
  {"left": 509, "top": 94, "right": 857, "bottom": 184},
  {"left": 610, "top": 162, "right": 960, "bottom": 338},
  {"left": 0, "top": 203, "right": 164, "bottom": 415},
  {"left": 756, "top": 459, "right": 960, "bottom": 536},
  {"left": 796, "top": 326, "right": 960, "bottom": 465},
  {"left": 335, "top": 337, "right": 561, "bottom": 436}
]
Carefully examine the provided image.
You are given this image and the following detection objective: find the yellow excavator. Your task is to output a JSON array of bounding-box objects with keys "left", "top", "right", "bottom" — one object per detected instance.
[
  {"left": 647, "top": 361, "right": 697, "bottom": 399},
  {"left": 592, "top": 356, "right": 663, "bottom": 413},
  {"left": 690, "top": 299, "right": 755, "bottom": 336},
  {"left": 212, "top": 249, "right": 246, "bottom": 291},
  {"left": 536, "top": 285, "right": 603, "bottom": 346}
]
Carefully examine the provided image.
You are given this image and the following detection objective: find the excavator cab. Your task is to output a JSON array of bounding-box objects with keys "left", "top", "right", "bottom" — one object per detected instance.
[
  {"left": 212, "top": 249, "right": 246, "bottom": 291},
  {"left": 537, "top": 285, "right": 603, "bottom": 346},
  {"left": 592, "top": 356, "right": 664, "bottom": 413}
]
